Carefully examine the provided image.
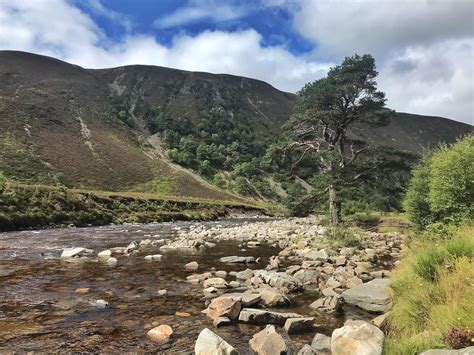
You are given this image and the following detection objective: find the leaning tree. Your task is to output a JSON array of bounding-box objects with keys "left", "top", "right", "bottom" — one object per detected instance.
[{"left": 285, "top": 54, "right": 392, "bottom": 226}]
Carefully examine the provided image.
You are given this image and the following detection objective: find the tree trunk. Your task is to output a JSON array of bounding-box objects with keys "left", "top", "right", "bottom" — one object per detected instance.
[{"left": 328, "top": 185, "right": 341, "bottom": 226}]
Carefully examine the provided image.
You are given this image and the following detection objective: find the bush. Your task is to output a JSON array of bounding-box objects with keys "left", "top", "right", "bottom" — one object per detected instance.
[
  {"left": 403, "top": 155, "right": 433, "bottom": 229},
  {"left": 404, "top": 135, "right": 474, "bottom": 230},
  {"left": 428, "top": 135, "right": 474, "bottom": 224}
]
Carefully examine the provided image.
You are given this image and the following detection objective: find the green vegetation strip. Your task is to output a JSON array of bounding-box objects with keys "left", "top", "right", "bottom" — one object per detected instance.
[{"left": 0, "top": 183, "right": 265, "bottom": 232}]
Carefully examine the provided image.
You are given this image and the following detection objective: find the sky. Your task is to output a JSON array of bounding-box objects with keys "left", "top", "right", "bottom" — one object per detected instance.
[{"left": 0, "top": 0, "right": 472, "bottom": 124}]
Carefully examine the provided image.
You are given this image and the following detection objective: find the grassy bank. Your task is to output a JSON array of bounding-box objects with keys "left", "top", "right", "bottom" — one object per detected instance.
[
  {"left": 0, "top": 183, "right": 264, "bottom": 232},
  {"left": 384, "top": 225, "right": 474, "bottom": 354}
]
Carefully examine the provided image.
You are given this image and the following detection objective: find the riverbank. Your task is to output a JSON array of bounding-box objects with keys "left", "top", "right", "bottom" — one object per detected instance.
[{"left": 0, "top": 184, "right": 266, "bottom": 232}]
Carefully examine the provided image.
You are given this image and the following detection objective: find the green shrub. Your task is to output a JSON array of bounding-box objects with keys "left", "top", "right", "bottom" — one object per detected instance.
[
  {"left": 428, "top": 135, "right": 474, "bottom": 224},
  {"left": 403, "top": 152, "right": 434, "bottom": 230},
  {"left": 404, "top": 135, "right": 474, "bottom": 230}
]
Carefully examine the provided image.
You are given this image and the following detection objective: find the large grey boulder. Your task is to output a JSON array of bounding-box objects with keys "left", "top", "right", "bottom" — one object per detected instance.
[
  {"left": 341, "top": 278, "right": 391, "bottom": 312},
  {"left": 420, "top": 348, "right": 474, "bottom": 355},
  {"left": 238, "top": 308, "right": 303, "bottom": 325},
  {"left": 331, "top": 320, "right": 384, "bottom": 355},
  {"left": 195, "top": 328, "right": 239, "bottom": 355}
]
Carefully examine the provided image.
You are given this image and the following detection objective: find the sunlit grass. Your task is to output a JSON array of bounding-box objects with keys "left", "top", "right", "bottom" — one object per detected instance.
[{"left": 384, "top": 225, "right": 474, "bottom": 354}]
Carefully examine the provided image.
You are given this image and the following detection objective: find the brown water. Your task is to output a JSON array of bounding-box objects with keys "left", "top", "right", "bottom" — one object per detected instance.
[{"left": 0, "top": 219, "right": 341, "bottom": 353}]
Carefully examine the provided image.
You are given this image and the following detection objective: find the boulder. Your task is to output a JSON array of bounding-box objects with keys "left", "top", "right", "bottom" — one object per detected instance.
[
  {"left": 219, "top": 256, "right": 255, "bottom": 263},
  {"left": 238, "top": 308, "right": 303, "bottom": 325},
  {"left": 157, "top": 289, "right": 168, "bottom": 296},
  {"left": 207, "top": 297, "right": 242, "bottom": 321},
  {"left": 61, "top": 247, "right": 93, "bottom": 259},
  {"left": 203, "top": 278, "right": 228, "bottom": 289},
  {"left": 253, "top": 270, "right": 301, "bottom": 292},
  {"left": 236, "top": 269, "right": 254, "bottom": 280},
  {"left": 217, "top": 292, "right": 261, "bottom": 307},
  {"left": 125, "top": 241, "right": 139, "bottom": 253},
  {"left": 215, "top": 270, "right": 227, "bottom": 278},
  {"left": 195, "top": 328, "right": 238, "bottom": 355},
  {"left": 341, "top": 278, "right": 391, "bottom": 313},
  {"left": 305, "top": 249, "right": 329, "bottom": 261},
  {"left": 284, "top": 317, "right": 314, "bottom": 334},
  {"left": 346, "top": 276, "right": 363, "bottom": 289},
  {"left": 309, "top": 295, "right": 342, "bottom": 314},
  {"left": 106, "top": 257, "right": 118, "bottom": 267},
  {"left": 249, "top": 325, "right": 289, "bottom": 355},
  {"left": 147, "top": 324, "right": 174, "bottom": 344},
  {"left": 331, "top": 320, "right": 384, "bottom": 355},
  {"left": 89, "top": 299, "right": 109, "bottom": 308},
  {"left": 311, "top": 333, "right": 331, "bottom": 353},
  {"left": 293, "top": 269, "right": 320, "bottom": 284},
  {"left": 259, "top": 287, "right": 290, "bottom": 307},
  {"left": 185, "top": 261, "right": 199, "bottom": 271},
  {"left": 98, "top": 249, "right": 112, "bottom": 259}
]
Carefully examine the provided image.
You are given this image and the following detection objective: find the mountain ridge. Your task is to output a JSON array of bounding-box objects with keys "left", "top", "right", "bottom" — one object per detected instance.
[{"left": 0, "top": 50, "right": 471, "bottom": 200}]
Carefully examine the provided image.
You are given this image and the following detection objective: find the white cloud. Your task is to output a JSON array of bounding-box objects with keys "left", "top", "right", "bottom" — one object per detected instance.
[
  {"left": 294, "top": 0, "right": 473, "bottom": 58},
  {"left": 378, "top": 39, "right": 473, "bottom": 122},
  {"left": 292, "top": 0, "right": 474, "bottom": 124},
  {"left": 0, "top": 0, "right": 472, "bottom": 123},
  {"left": 152, "top": 0, "right": 250, "bottom": 29},
  {"left": 0, "top": 0, "right": 329, "bottom": 92}
]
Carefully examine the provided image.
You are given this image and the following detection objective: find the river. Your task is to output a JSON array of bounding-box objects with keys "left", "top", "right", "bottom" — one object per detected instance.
[{"left": 0, "top": 218, "right": 343, "bottom": 353}]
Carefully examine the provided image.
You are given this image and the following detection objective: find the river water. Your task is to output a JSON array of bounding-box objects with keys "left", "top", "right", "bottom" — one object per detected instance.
[{"left": 0, "top": 219, "right": 342, "bottom": 353}]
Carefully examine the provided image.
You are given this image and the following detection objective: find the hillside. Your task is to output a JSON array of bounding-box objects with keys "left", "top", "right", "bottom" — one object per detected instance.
[{"left": 0, "top": 50, "right": 471, "bottom": 201}]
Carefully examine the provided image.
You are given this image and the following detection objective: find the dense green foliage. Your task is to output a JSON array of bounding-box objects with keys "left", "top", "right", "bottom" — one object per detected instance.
[
  {"left": 404, "top": 135, "right": 474, "bottom": 229},
  {"left": 0, "top": 183, "right": 237, "bottom": 231},
  {"left": 385, "top": 225, "right": 474, "bottom": 354},
  {"left": 138, "top": 92, "right": 277, "bottom": 199}
]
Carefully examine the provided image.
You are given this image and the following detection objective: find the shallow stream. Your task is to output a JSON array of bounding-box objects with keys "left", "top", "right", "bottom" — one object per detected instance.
[{"left": 0, "top": 219, "right": 343, "bottom": 353}]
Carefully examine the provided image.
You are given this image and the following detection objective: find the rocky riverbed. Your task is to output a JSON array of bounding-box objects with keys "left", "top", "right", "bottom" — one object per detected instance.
[{"left": 0, "top": 217, "right": 405, "bottom": 353}]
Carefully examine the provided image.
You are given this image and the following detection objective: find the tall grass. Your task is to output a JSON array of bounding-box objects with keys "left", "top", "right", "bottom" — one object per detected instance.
[{"left": 384, "top": 225, "right": 474, "bottom": 354}]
